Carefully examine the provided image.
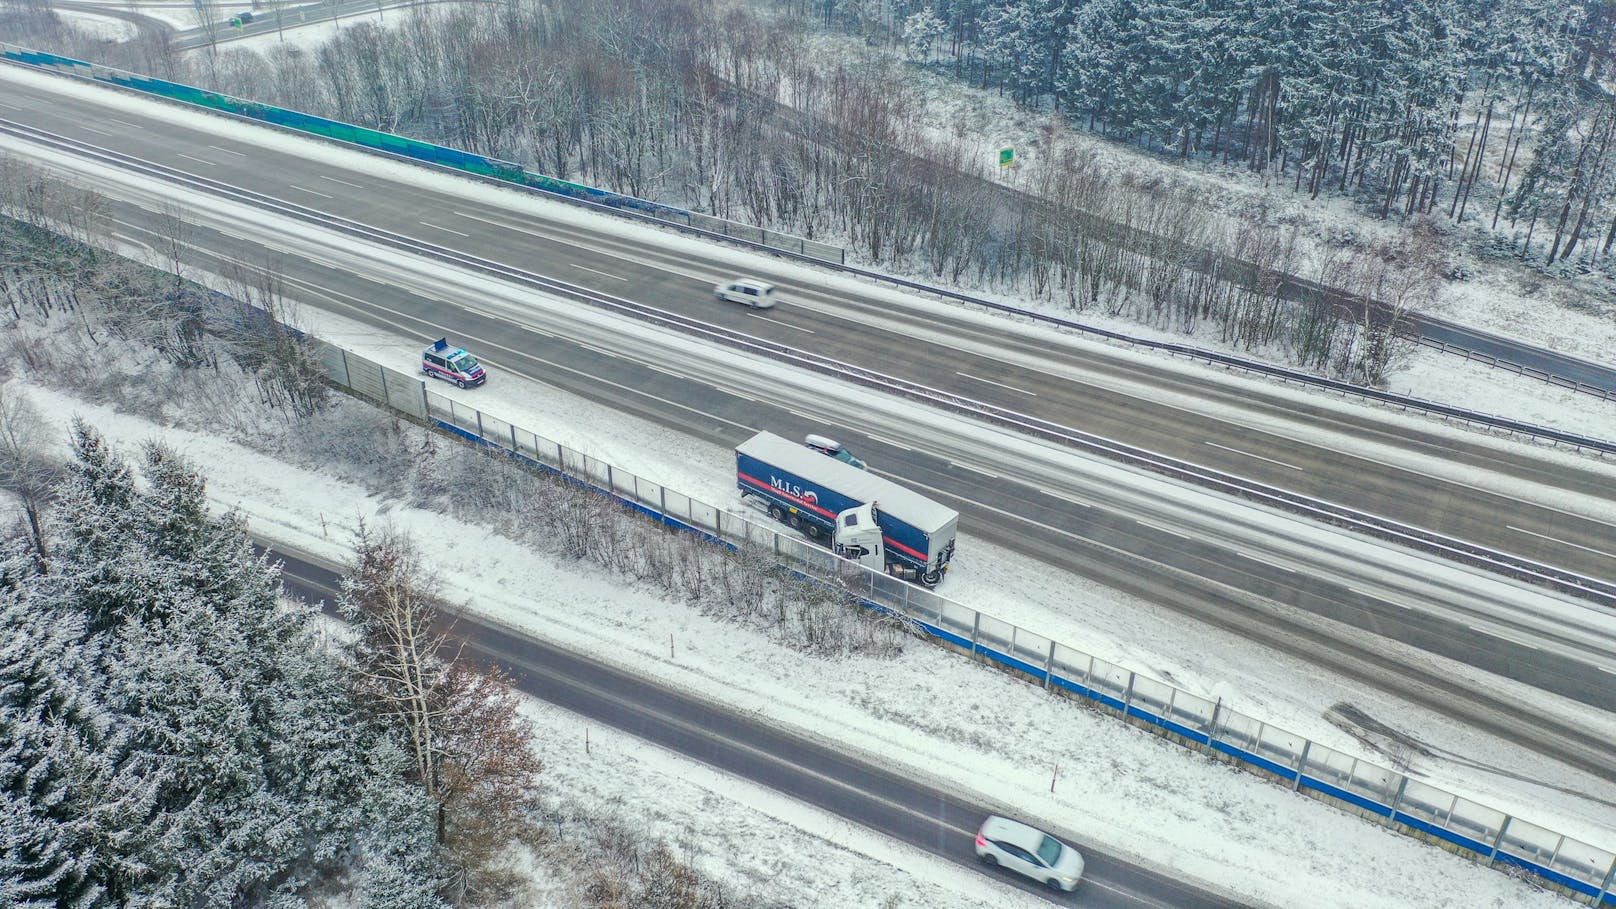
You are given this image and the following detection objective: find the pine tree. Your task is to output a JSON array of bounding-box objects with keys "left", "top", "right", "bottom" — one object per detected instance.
[
  {"left": 0, "top": 542, "right": 119, "bottom": 908},
  {"left": 3, "top": 425, "right": 450, "bottom": 906}
]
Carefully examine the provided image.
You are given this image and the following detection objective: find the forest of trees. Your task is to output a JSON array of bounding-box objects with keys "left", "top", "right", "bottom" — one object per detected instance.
[
  {"left": 819, "top": 0, "right": 1616, "bottom": 256},
  {"left": 0, "top": 388, "right": 548, "bottom": 902}
]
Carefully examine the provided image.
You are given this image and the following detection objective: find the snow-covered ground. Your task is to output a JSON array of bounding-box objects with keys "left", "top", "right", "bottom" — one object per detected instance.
[
  {"left": 8, "top": 369, "right": 1588, "bottom": 909},
  {"left": 6, "top": 29, "right": 1616, "bottom": 908}
]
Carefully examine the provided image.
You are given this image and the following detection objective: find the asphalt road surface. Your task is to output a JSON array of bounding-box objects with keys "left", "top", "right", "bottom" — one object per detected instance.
[
  {"left": 271, "top": 545, "right": 1255, "bottom": 909},
  {"left": 3, "top": 69, "right": 1615, "bottom": 782}
]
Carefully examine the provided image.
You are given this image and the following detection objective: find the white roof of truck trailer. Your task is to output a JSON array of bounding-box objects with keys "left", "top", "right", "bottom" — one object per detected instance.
[{"left": 736, "top": 431, "right": 959, "bottom": 533}]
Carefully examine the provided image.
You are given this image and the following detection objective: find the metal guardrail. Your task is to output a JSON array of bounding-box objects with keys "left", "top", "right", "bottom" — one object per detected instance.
[
  {"left": 0, "top": 44, "right": 844, "bottom": 264},
  {"left": 6, "top": 115, "right": 1609, "bottom": 608},
  {"left": 314, "top": 340, "right": 1616, "bottom": 907}
]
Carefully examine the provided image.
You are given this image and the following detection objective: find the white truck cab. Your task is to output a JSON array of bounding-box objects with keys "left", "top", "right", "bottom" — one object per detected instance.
[{"left": 833, "top": 502, "right": 886, "bottom": 572}]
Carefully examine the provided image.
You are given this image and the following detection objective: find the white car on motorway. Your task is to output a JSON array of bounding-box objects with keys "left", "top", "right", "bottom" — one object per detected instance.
[
  {"left": 714, "top": 277, "right": 777, "bottom": 309},
  {"left": 974, "top": 815, "right": 1085, "bottom": 892},
  {"left": 803, "top": 433, "right": 867, "bottom": 470}
]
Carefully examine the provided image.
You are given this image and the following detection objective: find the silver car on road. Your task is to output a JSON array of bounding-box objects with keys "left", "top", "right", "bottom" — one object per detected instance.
[{"left": 975, "top": 815, "right": 1085, "bottom": 892}]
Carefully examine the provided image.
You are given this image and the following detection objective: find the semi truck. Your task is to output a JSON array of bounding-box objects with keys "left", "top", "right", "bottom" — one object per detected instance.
[{"left": 735, "top": 431, "right": 958, "bottom": 587}]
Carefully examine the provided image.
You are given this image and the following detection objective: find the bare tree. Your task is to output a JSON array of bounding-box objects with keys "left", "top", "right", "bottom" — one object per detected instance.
[
  {"left": 341, "top": 523, "right": 545, "bottom": 899},
  {"left": 341, "top": 522, "right": 454, "bottom": 828},
  {"left": 0, "top": 386, "right": 61, "bottom": 565}
]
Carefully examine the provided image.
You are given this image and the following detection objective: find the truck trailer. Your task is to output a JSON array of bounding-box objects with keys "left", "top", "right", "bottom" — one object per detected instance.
[{"left": 735, "top": 431, "right": 958, "bottom": 586}]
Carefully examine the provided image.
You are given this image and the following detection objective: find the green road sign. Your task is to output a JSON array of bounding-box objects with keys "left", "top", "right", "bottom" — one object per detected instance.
[{"left": 998, "top": 146, "right": 1015, "bottom": 167}]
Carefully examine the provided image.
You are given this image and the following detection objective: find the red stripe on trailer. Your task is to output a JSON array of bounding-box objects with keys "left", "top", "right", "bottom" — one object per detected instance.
[{"left": 738, "top": 472, "right": 836, "bottom": 518}]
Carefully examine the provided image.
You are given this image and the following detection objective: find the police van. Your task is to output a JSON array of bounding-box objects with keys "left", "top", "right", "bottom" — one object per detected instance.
[{"left": 422, "top": 338, "right": 486, "bottom": 388}]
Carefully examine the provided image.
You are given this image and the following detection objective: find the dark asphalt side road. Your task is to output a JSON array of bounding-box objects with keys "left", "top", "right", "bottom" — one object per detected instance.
[{"left": 269, "top": 544, "right": 1254, "bottom": 909}]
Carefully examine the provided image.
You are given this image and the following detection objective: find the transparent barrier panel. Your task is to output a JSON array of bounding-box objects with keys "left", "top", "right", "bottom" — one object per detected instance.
[
  {"left": 447, "top": 400, "right": 479, "bottom": 433},
  {"left": 1089, "top": 660, "right": 1132, "bottom": 704},
  {"left": 1128, "top": 673, "right": 1174, "bottom": 717},
  {"left": 1304, "top": 742, "right": 1357, "bottom": 788},
  {"left": 716, "top": 510, "right": 747, "bottom": 540},
  {"left": 779, "top": 536, "right": 817, "bottom": 569},
  {"left": 481, "top": 414, "right": 514, "bottom": 449},
  {"left": 1254, "top": 724, "right": 1304, "bottom": 769},
  {"left": 514, "top": 427, "right": 543, "bottom": 462},
  {"left": 797, "top": 545, "right": 840, "bottom": 577},
  {"left": 742, "top": 518, "right": 778, "bottom": 548},
  {"left": 636, "top": 478, "right": 663, "bottom": 511},
  {"left": 425, "top": 390, "right": 452, "bottom": 422},
  {"left": 1399, "top": 779, "right": 1458, "bottom": 827},
  {"left": 1496, "top": 816, "right": 1562, "bottom": 866},
  {"left": 1215, "top": 709, "right": 1261, "bottom": 751},
  {"left": 1169, "top": 689, "right": 1215, "bottom": 729},
  {"left": 1050, "top": 644, "right": 1091, "bottom": 686},
  {"left": 1348, "top": 760, "right": 1398, "bottom": 803},
  {"left": 903, "top": 585, "right": 946, "bottom": 624},
  {"left": 975, "top": 613, "right": 1014, "bottom": 653},
  {"left": 938, "top": 600, "right": 976, "bottom": 638},
  {"left": 583, "top": 455, "right": 611, "bottom": 487},
  {"left": 867, "top": 572, "right": 909, "bottom": 611},
  {"left": 663, "top": 489, "right": 692, "bottom": 521},
  {"left": 687, "top": 500, "right": 720, "bottom": 533},
  {"left": 561, "top": 446, "right": 588, "bottom": 477},
  {"left": 381, "top": 370, "right": 426, "bottom": 418},
  {"left": 1012, "top": 627, "right": 1050, "bottom": 667},
  {"left": 1546, "top": 838, "right": 1614, "bottom": 887},
  {"left": 1448, "top": 796, "right": 1506, "bottom": 842},
  {"left": 610, "top": 467, "right": 636, "bottom": 497},
  {"left": 315, "top": 339, "right": 350, "bottom": 384}
]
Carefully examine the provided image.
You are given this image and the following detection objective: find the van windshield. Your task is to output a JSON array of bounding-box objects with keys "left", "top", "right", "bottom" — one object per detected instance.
[{"left": 449, "top": 354, "right": 479, "bottom": 372}]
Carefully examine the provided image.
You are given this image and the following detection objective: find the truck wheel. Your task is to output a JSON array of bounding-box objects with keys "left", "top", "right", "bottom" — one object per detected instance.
[
  {"left": 768, "top": 504, "right": 785, "bottom": 522},
  {"left": 805, "top": 523, "right": 822, "bottom": 540},
  {"left": 921, "top": 569, "right": 942, "bottom": 587}
]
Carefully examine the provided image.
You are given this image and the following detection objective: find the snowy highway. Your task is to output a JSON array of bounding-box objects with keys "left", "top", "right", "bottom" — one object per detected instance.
[{"left": 3, "top": 61, "right": 1616, "bottom": 788}]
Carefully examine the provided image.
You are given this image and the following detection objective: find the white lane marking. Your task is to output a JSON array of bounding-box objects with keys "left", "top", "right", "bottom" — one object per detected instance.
[
  {"left": 175, "top": 152, "right": 216, "bottom": 167},
  {"left": 956, "top": 371, "right": 1036, "bottom": 396},
  {"left": 748, "top": 312, "right": 813, "bottom": 333},
  {"left": 79, "top": 124, "right": 113, "bottom": 136},
  {"left": 208, "top": 145, "right": 246, "bottom": 157},
  {"left": 1467, "top": 624, "right": 1539, "bottom": 650},
  {"left": 319, "top": 174, "right": 363, "bottom": 188},
  {"left": 107, "top": 117, "right": 142, "bottom": 129},
  {"left": 419, "top": 220, "right": 469, "bottom": 237},
  {"left": 951, "top": 461, "right": 998, "bottom": 479},
  {"left": 1035, "top": 487, "right": 1092, "bottom": 509},
  {"left": 864, "top": 434, "right": 912, "bottom": 452},
  {"left": 1506, "top": 525, "right": 1616, "bottom": 561},
  {"left": 644, "top": 362, "right": 691, "bottom": 381},
  {"left": 0, "top": 101, "right": 19, "bottom": 110},
  {"left": 1239, "top": 554, "right": 1295, "bottom": 573},
  {"left": 1136, "top": 520, "right": 1188, "bottom": 540},
  {"left": 570, "top": 263, "right": 626, "bottom": 281},
  {"left": 1204, "top": 441, "right": 1304, "bottom": 472},
  {"left": 288, "top": 184, "right": 333, "bottom": 199}
]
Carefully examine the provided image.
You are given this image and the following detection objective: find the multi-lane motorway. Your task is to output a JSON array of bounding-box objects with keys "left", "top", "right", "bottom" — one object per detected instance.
[{"left": 3, "top": 63, "right": 1615, "bottom": 785}]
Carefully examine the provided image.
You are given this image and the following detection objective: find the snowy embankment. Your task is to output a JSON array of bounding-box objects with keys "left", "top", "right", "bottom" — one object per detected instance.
[{"left": 10, "top": 342, "right": 1598, "bottom": 909}]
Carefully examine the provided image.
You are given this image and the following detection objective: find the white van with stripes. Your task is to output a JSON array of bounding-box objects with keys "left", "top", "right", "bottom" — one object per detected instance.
[{"left": 422, "top": 338, "right": 486, "bottom": 388}]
